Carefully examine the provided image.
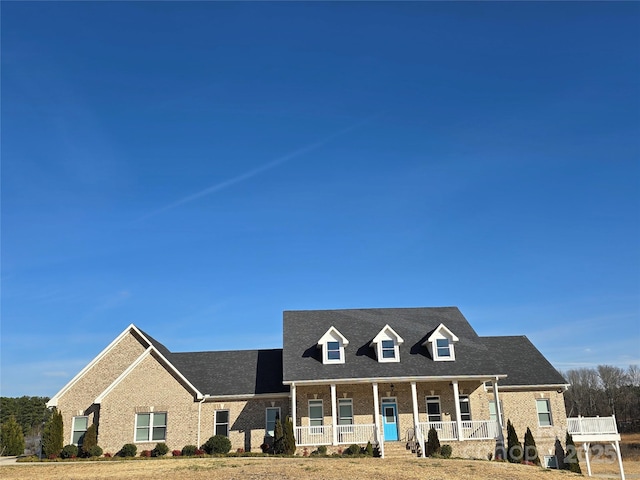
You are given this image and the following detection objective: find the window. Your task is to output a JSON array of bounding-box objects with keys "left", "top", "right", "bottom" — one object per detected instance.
[
  {"left": 71, "top": 416, "right": 88, "bottom": 446},
  {"left": 214, "top": 410, "right": 230, "bottom": 436},
  {"left": 381, "top": 340, "right": 396, "bottom": 359},
  {"left": 436, "top": 338, "right": 451, "bottom": 357},
  {"left": 135, "top": 412, "right": 166, "bottom": 442},
  {"left": 489, "top": 400, "right": 504, "bottom": 425},
  {"left": 459, "top": 395, "right": 471, "bottom": 421},
  {"left": 536, "top": 399, "right": 553, "bottom": 426},
  {"left": 265, "top": 407, "right": 280, "bottom": 437},
  {"left": 338, "top": 399, "right": 353, "bottom": 425},
  {"left": 327, "top": 341, "right": 341, "bottom": 361},
  {"left": 309, "top": 399, "right": 324, "bottom": 428},
  {"left": 426, "top": 396, "right": 441, "bottom": 422}
]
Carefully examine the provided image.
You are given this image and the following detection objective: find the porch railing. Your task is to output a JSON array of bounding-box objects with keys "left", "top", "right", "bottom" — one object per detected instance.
[
  {"left": 294, "top": 425, "right": 332, "bottom": 446},
  {"left": 417, "top": 420, "right": 500, "bottom": 441},
  {"left": 336, "top": 423, "right": 376, "bottom": 445},
  {"left": 294, "top": 423, "right": 377, "bottom": 447},
  {"left": 567, "top": 416, "right": 618, "bottom": 435}
]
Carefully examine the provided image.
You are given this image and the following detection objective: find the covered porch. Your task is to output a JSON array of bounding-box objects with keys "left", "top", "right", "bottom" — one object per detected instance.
[
  {"left": 288, "top": 376, "right": 505, "bottom": 458},
  {"left": 567, "top": 415, "right": 625, "bottom": 480}
]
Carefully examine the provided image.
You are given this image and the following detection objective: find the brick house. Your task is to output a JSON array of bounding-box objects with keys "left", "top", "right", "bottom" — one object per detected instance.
[{"left": 47, "top": 307, "right": 570, "bottom": 461}]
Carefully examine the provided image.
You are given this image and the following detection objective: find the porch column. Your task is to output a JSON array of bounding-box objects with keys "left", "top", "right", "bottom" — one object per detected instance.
[
  {"left": 452, "top": 380, "right": 464, "bottom": 441},
  {"left": 491, "top": 379, "right": 504, "bottom": 431},
  {"left": 613, "top": 441, "right": 626, "bottom": 480},
  {"left": 583, "top": 442, "right": 592, "bottom": 477},
  {"left": 291, "top": 383, "right": 297, "bottom": 427},
  {"left": 331, "top": 384, "right": 338, "bottom": 446},
  {"left": 372, "top": 383, "right": 381, "bottom": 440},
  {"left": 410, "top": 382, "right": 420, "bottom": 428}
]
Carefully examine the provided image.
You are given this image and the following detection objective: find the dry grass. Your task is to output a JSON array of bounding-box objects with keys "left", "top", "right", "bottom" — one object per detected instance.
[{"left": 0, "top": 457, "right": 590, "bottom": 480}]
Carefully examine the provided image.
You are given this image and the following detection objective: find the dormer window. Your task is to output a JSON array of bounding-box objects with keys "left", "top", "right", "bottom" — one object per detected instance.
[
  {"left": 371, "top": 325, "right": 403, "bottom": 363},
  {"left": 317, "top": 327, "right": 349, "bottom": 364},
  {"left": 424, "top": 323, "right": 459, "bottom": 361}
]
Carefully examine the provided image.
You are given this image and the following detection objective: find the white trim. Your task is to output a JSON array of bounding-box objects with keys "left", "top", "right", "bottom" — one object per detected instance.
[
  {"left": 536, "top": 398, "right": 553, "bottom": 426},
  {"left": 426, "top": 323, "right": 459, "bottom": 343},
  {"left": 47, "top": 324, "right": 139, "bottom": 407},
  {"left": 204, "top": 392, "right": 290, "bottom": 401},
  {"left": 70, "top": 415, "right": 89, "bottom": 446},
  {"left": 308, "top": 398, "right": 324, "bottom": 427},
  {"left": 318, "top": 326, "right": 349, "bottom": 365},
  {"left": 486, "top": 384, "right": 569, "bottom": 391},
  {"left": 425, "top": 395, "right": 442, "bottom": 422},
  {"left": 424, "top": 324, "right": 459, "bottom": 362},
  {"left": 265, "top": 406, "right": 281, "bottom": 437},
  {"left": 283, "top": 374, "right": 508, "bottom": 386},
  {"left": 214, "top": 409, "right": 230, "bottom": 437},
  {"left": 134, "top": 411, "right": 167, "bottom": 443},
  {"left": 94, "top": 346, "right": 203, "bottom": 404},
  {"left": 370, "top": 324, "right": 404, "bottom": 363}
]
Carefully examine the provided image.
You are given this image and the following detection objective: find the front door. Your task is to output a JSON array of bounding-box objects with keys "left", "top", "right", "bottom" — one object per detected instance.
[{"left": 382, "top": 402, "right": 399, "bottom": 441}]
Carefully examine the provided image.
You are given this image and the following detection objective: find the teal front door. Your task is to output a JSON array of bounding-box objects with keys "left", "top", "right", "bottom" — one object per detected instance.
[{"left": 382, "top": 403, "right": 399, "bottom": 441}]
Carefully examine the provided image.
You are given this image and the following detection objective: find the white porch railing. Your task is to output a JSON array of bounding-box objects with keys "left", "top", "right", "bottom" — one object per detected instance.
[
  {"left": 336, "top": 423, "right": 376, "bottom": 445},
  {"left": 417, "top": 420, "right": 500, "bottom": 441},
  {"left": 567, "top": 416, "right": 618, "bottom": 435},
  {"left": 294, "top": 425, "right": 332, "bottom": 446}
]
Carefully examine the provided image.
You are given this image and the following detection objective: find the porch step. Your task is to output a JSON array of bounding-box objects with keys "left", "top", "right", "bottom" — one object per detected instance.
[{"left": 382, "top": 441, "right": 420, "bottom": 459}]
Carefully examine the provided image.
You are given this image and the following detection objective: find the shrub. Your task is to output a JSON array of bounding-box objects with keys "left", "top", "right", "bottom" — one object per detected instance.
[
  {"left": 344, "top": 444, "right": 360, "bottom": 455},
  {"left": 152, "top": 442, "right": 169, "bottom": 457},
  {"left": 118, "top": 443, "right": 137, "bottom": 457},
  {"left": 60, "top": 444, "right": 78, "bottom": 459},
  {"left": 522, "top": 427, "right": 540, "bottom": 465},
  {"left": 506, "top": 420, "right": 522, "bottom": 463},
  {"left": 172, "top": 449, "right": 182, "bottom": 456},
  {"left": 426, "top": 427, "right": 441, "bottom": 457},
  {"left": 194, "top": 448, "right": 205, "bottom": 456},
  {"left": 86, "top": 445, "right": 103, "bottom": 457},
  {"left": 283, "top": 416, "right": 296, "bottom": 455},
  {"left": 81, "top": 424, "right": 98, "bottom": 457},
  {"left": 441, "top": 444, "right": 452, "bottom": 459},
  {"left": 181, "top": 445, "right": 197, "bottom": 456},
  {"left": 0, "top": 415, "right": 25, "bottom": 456},
  {"left": 202, "top": 435, "right": 231, "bottom": 454},
  {"left": 365, "top": 441, "right": 373, "bottom": 456},
  {"left": 273, "top": 417, "right": 284, "bottom": 454},
  {"left": 565, "top": 433, "right": 582, "bottom": 473},
  {"left": 42, "top": 410, "right": 64, "bottom": 458},
  {"left": 140, "top": 450, "right": 152, "bottom": 457},
  {"left": 317, "top": 445, "right": 327, "bottom": 455},
  {"left": 104, "top": 452, "right": 113, "bottom": 458}
]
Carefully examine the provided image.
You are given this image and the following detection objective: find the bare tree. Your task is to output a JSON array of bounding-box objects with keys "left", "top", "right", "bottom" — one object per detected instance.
[{"left": 597, "top": 365, "right": 627, "bottom": 416}]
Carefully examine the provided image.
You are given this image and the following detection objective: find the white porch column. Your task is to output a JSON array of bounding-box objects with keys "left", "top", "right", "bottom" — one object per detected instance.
[
  {"left": 491, "top": 379, "right": 504, "bottom": 431},
  {"left": 291, "top": 383, "right": 297, "bottom": 428},
  {"left": 372, "top": 383, "right": 381, "bottom": 439},
  {"left": 331, "top": 384, "right": 338, "bottom": 446},
  {"left": 452, "top": 380, "right": 464, "bottom": 441},
  {"left": 410, "top": 381, "right": 420, "bottom": 428},
  {"left": 583, "top": 442, "right": 592, "bottom": 477},
  {"left": 613, "top": 441, "right": 626, "bottom": 480}
]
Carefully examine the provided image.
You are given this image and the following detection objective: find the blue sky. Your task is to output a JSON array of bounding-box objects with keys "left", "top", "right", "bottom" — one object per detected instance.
[{"left": 1, "top": 2, "right": 638, "bottom": 398}]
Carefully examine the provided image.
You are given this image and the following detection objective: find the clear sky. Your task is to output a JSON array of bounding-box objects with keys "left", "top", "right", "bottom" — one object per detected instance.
[{"left": 1, "top": 2, "right": 639, "bottom": 398}]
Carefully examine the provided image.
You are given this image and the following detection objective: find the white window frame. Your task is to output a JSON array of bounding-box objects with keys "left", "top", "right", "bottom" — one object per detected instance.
[
  {"left": 425, "top": 323, "right": 458, "bottom": 362},
  {"left": 425, "top": 396, "right": 441, "bottom": 422},
  {"left": 265, "top": 407, "right": 280, "bottom": 438},
  {"left": 317, "top": 327, "right": 349, "bottom": 365},
  {"left": 71, "top": 416, "right": 89, "bottom": 446},
  {"left": 134, "top": 412, "right": 167, "bottom": 443},
  {"left": 536, "top": 399, "right": 553, "bottom": 426},
  {"left": 436, "top": 338, "right": 452, "bottom": 358},
  {"left": 308, "top": 399, "right": 324, "bottom": 432},
  {"left": 371, "top": 324, "right": 403, "bottom": 363},
  {"left": 489, "top": 400, "right": 504, "bottom": 425},
  {"left": 338, "top": 398, "right": 353, "bottom": 427},
  {"left": 214, "top": 409, "right": 230, "bottom": 437},
  {"left": 459, "top": 395, "right": 471, "bottom": 421}
]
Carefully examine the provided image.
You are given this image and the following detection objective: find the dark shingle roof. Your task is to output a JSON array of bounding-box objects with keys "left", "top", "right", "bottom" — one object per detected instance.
[
  {"left": 170, "top": 349, "right": 288, "bottom": 396},
  {"left": 137, "top": 327, "right": 173, "bottom": 359},
  {"left": 282, "top": 307, "right": 566, "bottom": 386}
]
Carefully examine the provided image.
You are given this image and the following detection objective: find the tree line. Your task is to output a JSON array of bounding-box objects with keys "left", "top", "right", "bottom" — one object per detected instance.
[
  {"left": 563, "top": 365, "right": 640, "bottom": 432},
  {"left": 0, "top": 396, "right": 51, "bottom": 454}
]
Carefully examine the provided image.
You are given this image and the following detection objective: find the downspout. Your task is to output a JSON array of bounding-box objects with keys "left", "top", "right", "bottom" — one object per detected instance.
[{"left": 197, "top": 395, "right": 208, "bottom": 447}]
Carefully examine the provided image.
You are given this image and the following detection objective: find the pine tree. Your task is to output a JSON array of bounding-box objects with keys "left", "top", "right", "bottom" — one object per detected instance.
[
  {"left": 564, "top": 432, "right": 582, "bottom": 473},
  {"left": 0, "top": 415, "right": 25, "bottom": 456},
  {"left": 81, "top": 424, "right": 97, "bottom": 457},
  {"left": 522, "top": 427, "right": 540, "bottom": 465},
  {"left": 42, "top": 409, "right": 63, "bottom": 457},
  {"left": 272, "top": 416, "right": 284, "bottom": 454},
  {"left": 283, "top": 416, "right": 296, "bottom": 455},
  {"left": 554, "top": 437, "right": 565, "bottom": 469},
  {"left": 506, "top": 420, "right": 522, "bottom": 463},
  {"left": 426, "top": 427, "right": 441, "bottom": 456}
]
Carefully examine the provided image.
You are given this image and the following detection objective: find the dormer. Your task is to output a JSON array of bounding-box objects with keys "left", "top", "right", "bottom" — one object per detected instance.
[
  {"left": 317, "top": 327, "right": 349, "bottom": 364},
  {"left": 370, "top": 324, "right": 404, "bottom": 363},
  {"left": 424, "top": 323, "right": 459, "bottom": 361}
]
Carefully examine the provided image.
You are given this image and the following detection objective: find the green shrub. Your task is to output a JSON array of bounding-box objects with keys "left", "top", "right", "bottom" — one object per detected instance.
[
  {"left": 426, "top": 427, "right": 441, "bottom": 456},
  {"left": 182, "top": 445, "right": 197, "bottom": 456},
  {"left": 344, "top": 444, "right": 360, "bottom": 455},
  {"left": 317, "top": 445, "right": 327, "bottom": 455},
  {"left": 152, "top": 442, "right": 169, "bottom": 457},
  {"left": 42, "top": 410, "right": 64, "bottom": 458},
  {"left": 506, "top": 420, "right": 522, "bottom": 463},
  {"left": 273, "top": 417, "right": 284, "bottom": 454},
  {"left": 523, "top": 427, "right": 540, "bottom": 465},
  {"left": 202, "top": 435, "right": 231, "bottom": 454},
  {"left": 441, "top": 444, "right": 452, "bottom": 458},
  {"left": 0, "top": 415, "right": 25, "bottom": 456},
  {"left": 86, "top": 445, "right": 103, "bottom": 457},
  {"left": 283, "top": 416, "right": 296, "bottom": 455},
  {"left": 60, "top": 444, "right": 78, "bottom": 459},
  {"left": 118, "top": 443, "right": 137, "bottom": 457},
  {"left": 81, "top": 424, "right": 97, "bottom": 457},
  {"left": 365, "top": 441, "right": 373, "bottom": 456},
  {"left": 565, "top": 432, "right": 582, "bottom": 473}
]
